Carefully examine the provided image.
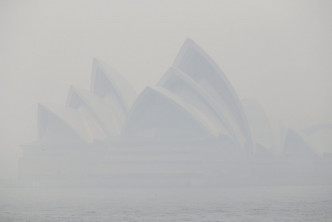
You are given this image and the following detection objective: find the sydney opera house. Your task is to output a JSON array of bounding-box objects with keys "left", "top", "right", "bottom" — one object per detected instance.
[{"left": 20, "top": 39, "right": 332, "bottom": 187}]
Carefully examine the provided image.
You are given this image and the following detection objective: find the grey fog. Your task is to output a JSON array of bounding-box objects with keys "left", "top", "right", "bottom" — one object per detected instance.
[{"left": 0, "top": 0, "right": 332, "bottom": 221}]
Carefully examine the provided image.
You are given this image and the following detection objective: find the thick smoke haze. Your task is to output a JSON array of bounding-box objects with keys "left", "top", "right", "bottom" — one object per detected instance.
[
  {"left": 1, "top": 0, "right": 332, "bottom": 181},
  {"left": 1, "top": 2, "right": 332, "bottom": 221}
]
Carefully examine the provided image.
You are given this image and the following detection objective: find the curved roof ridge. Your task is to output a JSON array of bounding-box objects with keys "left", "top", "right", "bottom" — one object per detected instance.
[
  {"left": 66, "top": 85, "right": 88, "bottom": 108},
  {"left": 242, "top": 99, "right": 275, "bottom": 152},
  {"left": 156, "top": 86, "right": 220, "bottom": 136},
  {"left": 66, "top": 86, "right": 109, "bottom": 139},
  {"left": 37, "top": 103, "right": 89, "bottom": 142},
  {"left": 90, "top": 58, "right": 136, "bottom": 114},
  {"left": 66, "top": 85, "right": 123, "bottom": 137},
  {"left": 173, "top": 39, "right": 253, "bottom": 153},
  {"left": 283, "top": 128, "right": 317, "bottom": 157},
  {"left": 158, "top": 67, "right": 238, "bottom": 141},
  {"left": 123, "top": 86, "right": 219, "bottom": 139}
]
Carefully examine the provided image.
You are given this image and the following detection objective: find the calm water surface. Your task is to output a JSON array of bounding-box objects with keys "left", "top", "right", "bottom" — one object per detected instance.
[{"left": 0, "top": 186, "right": 331, "bottom": 221}]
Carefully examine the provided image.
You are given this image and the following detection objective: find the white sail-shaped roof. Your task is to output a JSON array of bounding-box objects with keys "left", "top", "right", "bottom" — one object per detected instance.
[
  {"left": 123, "top": 86, "right": 220, "bottom": 141},
  {"left": 90, "top": 58, "right": 137, "bottom": 134},
  {"left": 91, "top": 58, "right": 136, "bottom": 113},
  {"left": 67, "top": 87, "right": 124, "bottom": 136},
  {"left": 37, "top": 104, "right": 90, "bottom": 143},
  {"left": 66, "top": 86, "right": 108, "bottom": 140},
  {"left": 34, "top": 42, "right": 254, "bottom": 151},
  {"left": 283, "top": 128, "right": 316, "bottom": 157},
  {"left": 158, "top": 67, "right": 238, "bottom": 144},
  {"left": 173, "top": 39, "right": 253, "bottom": 153},
  {"left": 242, "top": 99, "right": 274, "bottom": 152}
]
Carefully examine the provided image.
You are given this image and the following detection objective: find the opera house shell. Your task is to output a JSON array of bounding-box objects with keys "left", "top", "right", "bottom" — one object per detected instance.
[{"left": 20, "top": 39, "right": 331, "bottom": 187}]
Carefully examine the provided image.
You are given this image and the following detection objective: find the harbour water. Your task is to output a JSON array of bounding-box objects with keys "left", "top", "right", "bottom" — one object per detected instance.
[{"left": 1, "top": 186, "right": 331, "bottom": 221}]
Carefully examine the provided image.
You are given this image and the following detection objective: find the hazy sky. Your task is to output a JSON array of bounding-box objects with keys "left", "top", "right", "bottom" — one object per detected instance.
[{"left": 1, "top": 0, "right": 332, "bottom": 179}]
